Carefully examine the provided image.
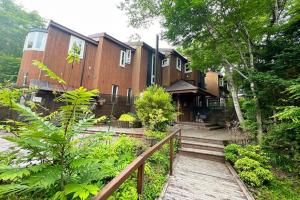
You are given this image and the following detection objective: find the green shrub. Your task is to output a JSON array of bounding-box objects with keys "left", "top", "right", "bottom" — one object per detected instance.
[
  {"left": 145, "top": 130, "right": 166, "bottom": 140},
  {"left": 235, "top": 157, "right": 261, "bottom": 172},
  {"left": 135, "top": 85, "right": 175, "bottom": 131},
  {"left": 254, "top": 167, "right": 274, "bottom": 183},
  {"left": 119, "top": 113, "right": 136, "bottom": 122},
  {"left": 239, "top": 171, "right": 262, "bottom": 187},
  {"left": 224, "top": 144, "right": 241, "bottom": 163}
]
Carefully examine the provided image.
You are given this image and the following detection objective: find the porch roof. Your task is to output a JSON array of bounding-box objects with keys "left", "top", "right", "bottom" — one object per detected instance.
[{"left": 165, "top": 80, "right": 215, "bottom": 96}]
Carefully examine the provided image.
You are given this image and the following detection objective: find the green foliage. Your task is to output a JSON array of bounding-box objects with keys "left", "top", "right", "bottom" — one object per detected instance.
[
  {"left": 145, "top": 130, "right": 166, "bottom": 140},
  {"left": 255, "top": 176, "right": 300, "bottom": 200},
  {"left": 225, "top": 144, "right": 273, "bottom": 187},
  {"left": 119, "top": 113, "right": 136, "bottom": 122},
  {"left": 0, "top": 61, "right": 148, "bottom": 199},
  {"left": 0, "top": 0, "right": 45, "bottom": 82},
  {"left": 135, "top": 85, "right": 175, "bottom": 131},
  {"left": 263, "top": 83, "right": 300, "bottom": 173},
  {"left": 240, "top": 98, "right": 257, "bottom": 135}
]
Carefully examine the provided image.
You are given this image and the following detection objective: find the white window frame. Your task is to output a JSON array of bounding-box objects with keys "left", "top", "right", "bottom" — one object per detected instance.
[
  {"left": 162, "top": 58, "right": 170, "bottom": 67},
  {"left": 184, "top": 63, "right": 192, "bottom": 73},
  {"left": 126, "top": 88, "right": 132, "bottom": 104},
  {"left": 120, "top": 50, "right": 126, "bottom": 67},
  {"left": 111, "top": 85, "right": 119, "bottom": 103},
  {"left": 68, "top": 35, "right": 85, "bottom": 59},
  {"left": 151, "top": 54, "right": 156, "bottom": 84},
  {"left": 125, "top": 50, "right": 131, "bottom": 64},
  {"left": 176, "top": 57, "right": 182, "bottom": 71},
  {"left": 23, "top": 31, "right": 47, "bottom": 51}
]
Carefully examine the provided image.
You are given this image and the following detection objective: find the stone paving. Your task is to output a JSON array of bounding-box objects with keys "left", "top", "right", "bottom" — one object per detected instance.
[
  {"left": 160, "top": 155, "right": 248, "bottom": 200},
  {"left": 0, "top": 131, "right": 15, "bottom": 152}
]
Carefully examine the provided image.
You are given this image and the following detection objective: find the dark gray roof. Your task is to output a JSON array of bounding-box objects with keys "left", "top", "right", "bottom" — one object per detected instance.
[
  {"left": 159, "top": 48, "right": 188, "bottom": 62},
  {"left": 166, "top": 80, "right": 215, "bottom": 96},
  {"left": 89, "top": 32, "right": 135, "bottom": 51},
  {"left": 166, "top": 80, "right": 198, "bottom": 93},
  {"left": 126, "top": 41, "right": 164, "bottom": 57}
]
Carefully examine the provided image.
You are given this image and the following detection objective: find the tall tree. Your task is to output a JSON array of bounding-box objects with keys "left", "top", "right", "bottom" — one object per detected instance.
[
  {"left": 120, "top": 0, "right": 278, "bottom": 141},
  {"left": 0, "top": 0, "right": 45, "bottom": 82}
]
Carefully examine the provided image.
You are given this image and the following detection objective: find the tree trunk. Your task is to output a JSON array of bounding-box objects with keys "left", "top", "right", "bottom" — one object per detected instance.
[
  {"left": 223, "top": 61, "right": 244, "bottom": 125},
  {"left": 246, "top": 32, "right": 263, "bottom": 143}
]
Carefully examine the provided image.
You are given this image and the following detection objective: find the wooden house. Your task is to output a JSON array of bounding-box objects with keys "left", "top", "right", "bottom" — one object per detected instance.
[{"left": 16, "top": 21, "right": 225, "bottom": 122}]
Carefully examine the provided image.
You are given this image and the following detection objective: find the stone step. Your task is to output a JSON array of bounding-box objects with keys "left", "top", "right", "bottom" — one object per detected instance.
[
  {"left": 179, "top": 147, "right": 225, "bottom": 163},
  {"left": 181, "top": 140, "right": 224, "bottom": 152},
  {"left": 179, "top": 122, "right": 217, "bottom": 127},
  {"left": 181, "top": 136, "right": 224, "bottom": 145}
]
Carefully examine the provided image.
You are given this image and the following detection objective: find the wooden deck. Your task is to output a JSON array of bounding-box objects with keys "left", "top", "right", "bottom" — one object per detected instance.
[
  {"left": 159, "top": 155, "right": 248, "bottom": 200},
  {"left": 159, "top": 125, "right": 254, "bottom": 200}
]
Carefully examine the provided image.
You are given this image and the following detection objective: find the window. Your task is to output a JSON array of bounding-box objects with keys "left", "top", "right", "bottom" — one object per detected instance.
[
  {"left": 23, "top": 31, "right": 47, "bottom": 51},
  {"left": 120, "top": 50, "right": 126, "bottom": 67},
  {"left": 176, "top": 57, "right": 182, "bottom": 71},
  {"left": 185, "top": 63, "right": 192, "bottom": 73},
  {"left": 111, "top": 85, "right": 119, "bottom": 103},
  {"left": 126, "top": 50, "right": 131, "bottom": 64},
  {"left": 162, "top": 58, "right": 170, "bottom": 67},
  {"left": 68, "top": 36, "right": 85, "bottom": 59},
  {"left": 23, "top": 72, "right": 28, "bottom": 86},
  {"left": 219, "top": 78, "right": 224, "bottom": 86},
  {"left": 126, "top": 88, "right": 132, "bottom": 104},
  {"left": 151, "top": 54, "right": 156, "bottom": 84}
]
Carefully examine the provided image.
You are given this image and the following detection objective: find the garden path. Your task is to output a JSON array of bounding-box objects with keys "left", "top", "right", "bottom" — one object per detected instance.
[{"left": 159, "top": 125, "right": 253, "bottom": 200}]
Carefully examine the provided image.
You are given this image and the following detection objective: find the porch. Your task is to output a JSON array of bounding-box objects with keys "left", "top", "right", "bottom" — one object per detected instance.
[{"left": 166, "top": 80, "right": 225, "bottom": 124}]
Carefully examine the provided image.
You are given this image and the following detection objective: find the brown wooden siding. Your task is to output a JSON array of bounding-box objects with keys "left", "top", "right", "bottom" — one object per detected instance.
[
  {"left": 96, "top": 37, "right": 134, "bottom": 96},
  {"left": 205, "top": 71, "right": 219, "bottom": 96},
  {"left": 16, "top": 50, "right": 44, "bottom": 86}
]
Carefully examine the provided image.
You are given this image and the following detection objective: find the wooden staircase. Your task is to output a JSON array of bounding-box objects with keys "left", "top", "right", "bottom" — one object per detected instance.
[{"left": 179, "top": 135, "right": 225, "bottom": 163}]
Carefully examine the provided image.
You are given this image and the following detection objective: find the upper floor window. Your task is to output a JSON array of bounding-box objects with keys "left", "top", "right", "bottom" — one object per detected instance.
[
  {"left": 151, "top": 54, "right": 156, "bottom": 84},
  {"left": 126, "top": 50, "right": 131, "bottom": 64},
  {"left": 126, "top": 88, "right": 132, "bottom": 105},
  {"left": 23, "top": 31, "right": 47, "bottom": 51},
  {"left": 120, "top": 50, "right": 126, "bottom": 67},
  {"left": 185, "top": 63, "right": 192, "bottom": 73},
  {"left": 162, "top": 58, "right": 170, "bottom": 67},
  {"left": 111, "top": 84, "right": 119, "bottom": 103},
  {"left": 68, "top": 36, "right": 85, "bottom": 59},
  {"left": 176, "top": 57, "right": 182, "bottom": 71},
  {"left": 219, "top": 77, "right": 224, "bottom": 86}
]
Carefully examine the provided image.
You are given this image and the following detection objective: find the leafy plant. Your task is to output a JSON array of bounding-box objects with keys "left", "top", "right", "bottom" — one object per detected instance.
[
  {"left": 135, "top": 85, "right": 175, "bottom": 131},
  {"left": 119, "top": 113, "right": 136, "bottom": 123}
]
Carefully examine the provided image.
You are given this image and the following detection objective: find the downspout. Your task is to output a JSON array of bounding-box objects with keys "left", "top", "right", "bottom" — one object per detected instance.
[{"left": 155, "top": 34, "right": 160, "bottom": 85}]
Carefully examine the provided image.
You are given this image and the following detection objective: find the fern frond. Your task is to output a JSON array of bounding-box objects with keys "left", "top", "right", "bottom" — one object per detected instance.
[{"left": 32, "top": 60, "right": 66, "bottom": 85}]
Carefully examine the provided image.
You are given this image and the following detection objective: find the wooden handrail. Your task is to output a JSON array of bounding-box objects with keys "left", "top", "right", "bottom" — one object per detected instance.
[{"left": 93, "top": 128, "right": 182, "bottom": 200}]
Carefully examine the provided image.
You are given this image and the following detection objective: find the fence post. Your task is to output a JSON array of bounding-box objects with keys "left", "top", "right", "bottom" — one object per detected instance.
[
  {"left": 179, "top": 129, "right": 182, "bottom": 148},
  {"left": 137, "top": 163, "right": 145, "bottom": 196},
  {"left": 169, "top": 137, "right": 174, "bottom": 176}
]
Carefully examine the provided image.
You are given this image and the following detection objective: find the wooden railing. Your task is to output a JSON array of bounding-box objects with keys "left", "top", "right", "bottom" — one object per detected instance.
[{"left": 93, "top": 128, "right": 182, "bottom": 200}]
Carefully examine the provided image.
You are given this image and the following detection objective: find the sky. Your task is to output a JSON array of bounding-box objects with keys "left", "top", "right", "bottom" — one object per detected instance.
[{"left": 16, "top": 0, "right": 172, "bottom": 48}]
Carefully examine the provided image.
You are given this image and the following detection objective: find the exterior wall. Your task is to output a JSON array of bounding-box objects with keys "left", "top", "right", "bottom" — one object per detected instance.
[
  {"left": 205, "top": 71, "right": 220, "bottom": 97},
  {"left": 169, "top": 55, "right": 183, "bottom": 85},
  {"left": 131, "top": 46, "right": 148, "bottom": 95},
  {"left": 42, "top": 27, "right": 98, "bottom": 89},
  {"left": 95, "top": 37, "right": 134, "bottom": 96},
  {"left": 16, "top": 51, "right": 44, "bottom": 86}
]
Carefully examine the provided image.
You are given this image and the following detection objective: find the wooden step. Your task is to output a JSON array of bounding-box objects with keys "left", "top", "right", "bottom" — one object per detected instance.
[
  {"left": 179, "top": 147, "right": 225, "bottom": 163},
  {"left": 181, "top": 140, "right": 224, "bottom": 152},
  {"left": 181, "top": 136, "right": 224, "bottom": 145}
]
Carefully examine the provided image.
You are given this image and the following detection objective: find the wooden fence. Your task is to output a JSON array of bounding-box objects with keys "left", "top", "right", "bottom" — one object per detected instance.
[{"left": 93, "top": 128, "right": 182, "bottom": 200}]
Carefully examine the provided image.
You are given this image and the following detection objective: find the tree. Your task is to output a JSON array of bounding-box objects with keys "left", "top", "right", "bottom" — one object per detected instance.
[
  {"left": 0, "top": 0, "right": 45, "bottom": 82},
  {"left": 135, "top": 85, "right": 175, "bottom": 131},
  {"left": 119, "top": 0, "right": 293, "bottom": 142}
]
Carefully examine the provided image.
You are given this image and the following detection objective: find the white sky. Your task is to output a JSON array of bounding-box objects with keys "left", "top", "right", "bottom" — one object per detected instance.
[{"left": 16, "top": 0, "right": 172, "bottom": 48}]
